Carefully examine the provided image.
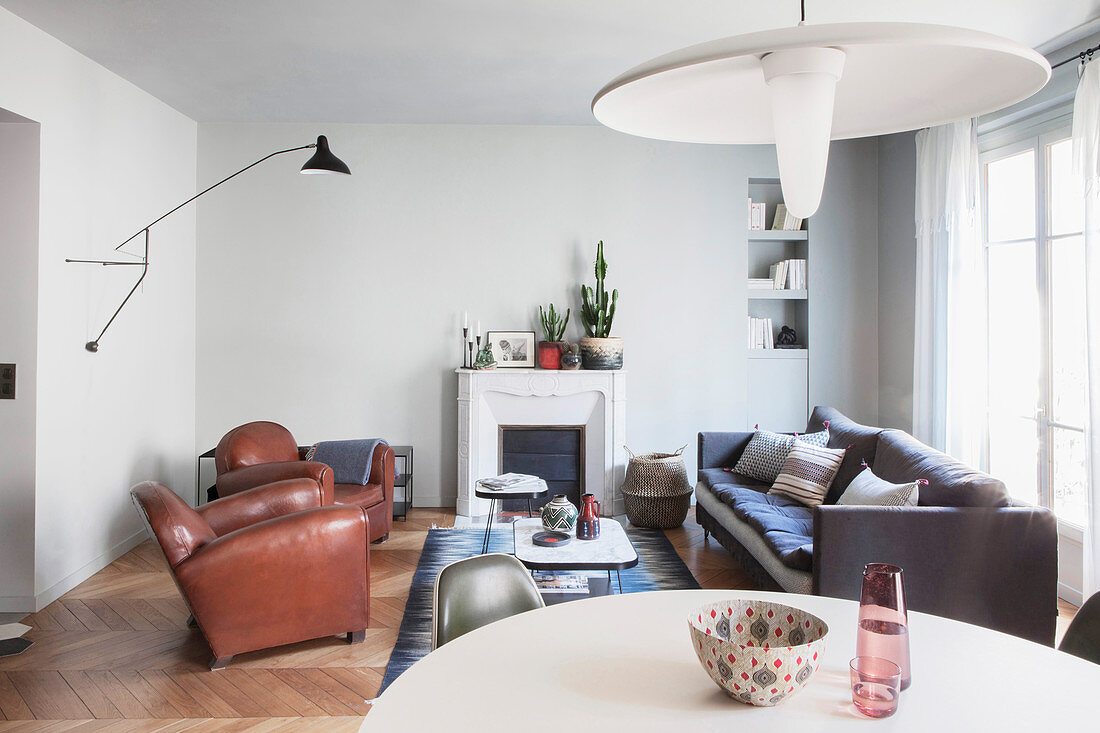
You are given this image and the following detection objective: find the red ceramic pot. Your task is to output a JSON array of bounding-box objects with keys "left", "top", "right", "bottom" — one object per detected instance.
[{"left": 538, "top": 341, "right": 563, "bottom": 369}]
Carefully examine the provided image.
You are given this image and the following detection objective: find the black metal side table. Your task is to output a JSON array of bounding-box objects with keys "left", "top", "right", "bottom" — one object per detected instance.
[
  {"left": 392, "top": 445, "right": 413, "bottom": 520},
  {"left": 475, "top": 481, "right": 548, "bottom": 554}
]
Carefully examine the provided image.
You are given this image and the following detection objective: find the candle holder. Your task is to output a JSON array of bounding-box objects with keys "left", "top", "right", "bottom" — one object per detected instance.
[{"left": 462, "top": 327, "right": 470, "bottom": 368}]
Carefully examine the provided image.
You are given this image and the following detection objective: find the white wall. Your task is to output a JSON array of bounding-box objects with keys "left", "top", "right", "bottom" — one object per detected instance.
[
  {"left": 0, "top": 7, "right": 197, "bottom": 609},
  {"left": 196, "top": 124, "right": 880, "bottom": 507},
  {"left": 876, "top": 132, "right": 918, "bottom": 431},
  {"left": 0, "top": 117, "right": 40, "bottom": 609}
]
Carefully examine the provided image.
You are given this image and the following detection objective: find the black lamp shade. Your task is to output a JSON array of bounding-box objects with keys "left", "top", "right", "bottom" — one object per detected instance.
[{"left": 301, "top": 135, "right": 351, "bottom": 175}]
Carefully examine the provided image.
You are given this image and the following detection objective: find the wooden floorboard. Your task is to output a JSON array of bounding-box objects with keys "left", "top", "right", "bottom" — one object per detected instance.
[{"left": 0, "top": 506, "right": 1077, "bottom": 730}]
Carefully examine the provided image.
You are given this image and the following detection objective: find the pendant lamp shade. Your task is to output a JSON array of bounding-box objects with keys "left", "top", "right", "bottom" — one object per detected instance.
[
  {"left": 592, "top": 22, "right": 1050, "bottom": 217},
  {"left": 301, "top": 134, "right": 351, "bottom": 175}
]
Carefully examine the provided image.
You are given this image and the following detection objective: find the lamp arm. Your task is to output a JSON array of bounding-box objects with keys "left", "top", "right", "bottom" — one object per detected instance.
[
  {"left": 67, "top": 141, "right": 317, "bottom": 352},
  {"left": 112, "top": 143, "right": 315, "bottom": 252}
]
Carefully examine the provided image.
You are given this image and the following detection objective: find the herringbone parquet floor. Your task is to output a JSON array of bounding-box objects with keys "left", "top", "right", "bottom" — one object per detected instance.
[{"left": 0, "top": 507, "right": 1075, "bottom": 731}]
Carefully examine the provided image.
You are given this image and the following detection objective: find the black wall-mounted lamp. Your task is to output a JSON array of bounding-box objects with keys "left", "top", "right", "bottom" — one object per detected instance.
[{"left": 67, "top": 134, "right": 350, "bottom": 352}]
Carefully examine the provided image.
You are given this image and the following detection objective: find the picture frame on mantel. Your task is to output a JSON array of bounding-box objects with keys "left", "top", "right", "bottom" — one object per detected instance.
[{"left": 487, "top": 331, "right": 536, "bottom": 368}]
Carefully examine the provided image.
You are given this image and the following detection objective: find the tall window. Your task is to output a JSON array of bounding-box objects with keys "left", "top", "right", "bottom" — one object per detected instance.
[{"left": 981, "top": 127, "right": 1087, "bottom": 526}]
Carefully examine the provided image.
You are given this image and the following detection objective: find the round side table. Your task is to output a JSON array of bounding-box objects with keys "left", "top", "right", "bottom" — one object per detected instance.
[{"left": 474, "top": 480, "right": 548, "bottom": 553}]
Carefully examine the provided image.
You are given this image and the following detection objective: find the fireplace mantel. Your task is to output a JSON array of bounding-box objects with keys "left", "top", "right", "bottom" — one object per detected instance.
[{"left": 456, "top": 368, "right": 627, "bottom": 517}]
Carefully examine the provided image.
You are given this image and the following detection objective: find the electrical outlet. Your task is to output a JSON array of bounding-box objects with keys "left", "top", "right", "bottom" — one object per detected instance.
[{"left": 0, "top": 364, "right": 15, "bottom": 399}]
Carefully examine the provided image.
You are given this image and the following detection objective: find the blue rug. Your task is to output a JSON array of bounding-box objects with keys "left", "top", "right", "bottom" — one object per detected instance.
[{"left": 379, "top": 526, "right": 700, "bottom": 692}]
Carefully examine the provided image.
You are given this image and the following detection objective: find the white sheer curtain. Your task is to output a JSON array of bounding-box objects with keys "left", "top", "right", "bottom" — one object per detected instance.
[
  {"left": 912, "top": 119, "right": 987, "bottom": 466},
  {"left": 1073, "top": 59, "right": 1100, "bottom": 599}
]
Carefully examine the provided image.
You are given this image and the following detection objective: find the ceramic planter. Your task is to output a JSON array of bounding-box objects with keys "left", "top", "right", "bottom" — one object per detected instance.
[
  {"left": 560, "top": 350, "right": 582, "bottom": 370},
  {"left": 537, "top": 341, "right": 564, "bottom": 369},
  {"left": 580, "top": 336, "right": 623, "bottom": 370},
  {"left": 541, "top": 495, "right": 579, "bottom": 532}
]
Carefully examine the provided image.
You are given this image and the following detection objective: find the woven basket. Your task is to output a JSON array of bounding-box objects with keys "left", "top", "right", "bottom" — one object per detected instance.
[{"left": 621, "top": 446, "right": 694, "bottom": 529}]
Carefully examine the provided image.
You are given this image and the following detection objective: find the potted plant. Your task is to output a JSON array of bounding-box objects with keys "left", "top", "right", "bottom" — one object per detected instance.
[
  {"left": 537, "top": 304, "right": 570, "bottom": 369},
  {"left": 560, "top": 342, "right": 582, "bottom": 370},
  {"left": 579, "top": 240, "right": 622, "bottom": 369}
]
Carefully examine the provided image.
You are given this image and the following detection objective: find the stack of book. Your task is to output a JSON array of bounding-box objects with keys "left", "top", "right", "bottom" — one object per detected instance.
[
  {"left": 532, "top": 573, "right": 590, "bottom": 594},
  {"left": 477, "top": 473, "right": 543, "bottom": 491},
  {"left": 767, "top": 259, "right": 807, "bottom": 289},
  {"left": 770, "top": 204, "right": 804, "bottom": 231},
  {"left": 748, "top": 278, "right": 774, "bottom": 290},
  {"left": 748, "top": 316, "right": 774, "bottom": 350}
]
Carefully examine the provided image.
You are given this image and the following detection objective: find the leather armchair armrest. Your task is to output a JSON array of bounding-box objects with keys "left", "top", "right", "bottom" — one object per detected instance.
[
  {"left": 369, "top": 444, "right": 396, "bottom": 506},
  {"left": 216, "top": 461, "right": 334, "bottom": 505},
  {"left": 176, "top": 505, "right": 371, "bottom": 658},
  {"left": 698, "top": 432, "right": 755, "bottom": 470},
  {"left": 812, "top": 505, "right": 1058, "bottom": 645},
  {"left": 197, "top": 478, "right": 328, "bottom": 537}
]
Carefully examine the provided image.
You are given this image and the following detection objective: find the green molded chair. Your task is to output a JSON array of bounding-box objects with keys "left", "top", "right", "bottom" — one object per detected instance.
[
  {"left": 432, "top": 553, "right": 545, "bottom": 649},
  {"left": 1060, "top": 592, "right": 1100, "bottom": 665}
]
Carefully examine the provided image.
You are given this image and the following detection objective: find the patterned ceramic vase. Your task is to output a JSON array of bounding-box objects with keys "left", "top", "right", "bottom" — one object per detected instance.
[
  {"left": 576, "top": 494, "right": 601, "bottom": 540},
  {"left": 541, "top": 494, "right": 579, "bottom": 532}
]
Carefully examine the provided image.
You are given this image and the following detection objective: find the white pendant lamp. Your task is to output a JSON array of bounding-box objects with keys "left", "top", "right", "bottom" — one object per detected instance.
[{"left": 592, "top": 11, "right": 1051, "bottom": 218}]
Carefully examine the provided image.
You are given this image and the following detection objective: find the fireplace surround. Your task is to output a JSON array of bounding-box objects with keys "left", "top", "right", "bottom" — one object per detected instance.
[{"left": 456, "top": 369, "right": 626, "bottom": 518}]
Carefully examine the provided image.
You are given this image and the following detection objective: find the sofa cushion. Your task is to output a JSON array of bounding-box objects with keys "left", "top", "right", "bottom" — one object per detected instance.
[
  {"left": 836, "top": 466, "right": 920, "bottom": 507},
  {"left": 873, "top": 429, "right": 1009, "bottom": 507},
  {"left": 710, "top": 485, "right": 814, "bottom": 571},
  {"left": 805, "top": 406, "right": 884, "bottom": 503},
  {"left": 698, "top": 468, "right": 771, "bottom": 493},
  {"left": 732, "top": 427, "right": 829, "bottom": 483},
  {"left": 770, "top": 443, "right": 846, "bottom": 507}
]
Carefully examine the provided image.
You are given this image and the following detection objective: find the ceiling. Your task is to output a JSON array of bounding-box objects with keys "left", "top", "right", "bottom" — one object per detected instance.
[{"left": 2, "top": 0, "right": 1097, "bottom": 124}]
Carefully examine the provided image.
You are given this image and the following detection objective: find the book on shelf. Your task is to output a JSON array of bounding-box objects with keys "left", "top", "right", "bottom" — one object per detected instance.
[
  {"left": 766, "top": 259, "right": 807, "bottom": 289},
  {"left": 747, "top": 198, "right": 766, "bottom": 231},
  {"left": 770, "top": 203, "right": 804, "bottom": 231},
  {"left": 477, "top": 473, "right": 542, "bottom": 491},
  {"left": 747, "top": 316, "right": 774, "bottom": 350}
]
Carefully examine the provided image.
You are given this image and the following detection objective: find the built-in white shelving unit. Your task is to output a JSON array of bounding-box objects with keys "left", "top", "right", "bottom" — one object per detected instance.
[{"left": 746, "top": 177, "right": 809, "bottom": 431}]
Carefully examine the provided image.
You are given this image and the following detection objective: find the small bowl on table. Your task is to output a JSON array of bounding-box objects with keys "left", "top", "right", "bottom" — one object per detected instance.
[{"left": 688, "top": 599, "right": 829, "bottom": 707}]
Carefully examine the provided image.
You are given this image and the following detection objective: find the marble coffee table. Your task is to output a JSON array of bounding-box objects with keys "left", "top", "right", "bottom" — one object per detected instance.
[{"left": 512, "top": 517, "right": 638, "bottom": 598}]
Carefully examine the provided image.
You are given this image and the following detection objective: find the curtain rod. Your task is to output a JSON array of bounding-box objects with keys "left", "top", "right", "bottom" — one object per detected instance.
[{"left": 1052, "top": 43, "right": 1100, "bottom": 70}]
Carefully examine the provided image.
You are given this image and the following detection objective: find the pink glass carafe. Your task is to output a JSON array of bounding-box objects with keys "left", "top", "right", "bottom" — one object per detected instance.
[{"left": 855, "top": 563, "right": 911, "bottom": 690}]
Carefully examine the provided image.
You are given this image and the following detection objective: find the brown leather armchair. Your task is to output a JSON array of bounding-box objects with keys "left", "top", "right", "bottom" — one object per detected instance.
[
  {"left": 214, "top": 421, "right": 394, "bottom": 543},
  {"left": 131, "top": 480, "right": 370, "bottom": 670}
]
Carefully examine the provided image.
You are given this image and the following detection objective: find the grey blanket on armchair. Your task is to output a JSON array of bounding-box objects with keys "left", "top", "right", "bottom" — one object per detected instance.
[{"left": 308, "top": 439, "right": 388, "bottom": 485}]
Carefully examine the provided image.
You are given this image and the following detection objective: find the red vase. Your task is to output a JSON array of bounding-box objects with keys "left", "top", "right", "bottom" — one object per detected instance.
[
  {"left": 537, "top": 341, "right": 563, "bottom": 369},
  {"left": 856, "top": 563, "right": 911, "bottom": 690},
  {"left": 576, "top": 494, "right": 601, "bottom": 540}
]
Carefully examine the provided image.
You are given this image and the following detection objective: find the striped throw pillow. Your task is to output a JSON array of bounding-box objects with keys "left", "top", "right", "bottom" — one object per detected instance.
[
  {"left": 733, "top": 425, "right": 830, "bottom": 483},
  {"left": 769, "top": 443, "right": 847, "bottom": 507}
]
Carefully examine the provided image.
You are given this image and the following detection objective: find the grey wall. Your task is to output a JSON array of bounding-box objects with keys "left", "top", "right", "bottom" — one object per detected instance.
[
  {"left": 195, "top": 123, "right": 881, "bottom": 506},
  {"left": 876, "top": 132, "right": 918, "bottom": 431},
  {"left": 0, "top": 117, "right": 39, "bottom": 608}
]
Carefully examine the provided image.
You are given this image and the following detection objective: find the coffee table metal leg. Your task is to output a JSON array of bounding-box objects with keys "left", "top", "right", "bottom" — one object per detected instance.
[
  {"left": 527, "top": 498, "right": 533, "bottom": 518},
  {"left": 482, "top": 498, "right": 496, "bottom": 554},
  {"left": 616, "top": 571, "right": 623, "bottom": 594}
]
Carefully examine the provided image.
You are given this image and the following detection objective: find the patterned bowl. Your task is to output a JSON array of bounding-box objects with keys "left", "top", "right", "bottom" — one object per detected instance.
[{"left": 688, "top": 599, "right": 828, "bottom": 707}]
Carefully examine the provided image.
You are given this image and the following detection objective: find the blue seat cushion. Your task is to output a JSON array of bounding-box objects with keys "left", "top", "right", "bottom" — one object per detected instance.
[{"left": 711, "top": 485, "right": 815, "bottom": 571}]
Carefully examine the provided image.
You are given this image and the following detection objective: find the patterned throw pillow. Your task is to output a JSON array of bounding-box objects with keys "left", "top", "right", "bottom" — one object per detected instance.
[
  {"left": 837, "top": 467, "right": 922, "bottom": 507},
  {"left": 769, "top": 443, "right": 847, "bottom": 507},
  {"left": 733, "top": 425, "right": 830, "bottom": 483}
]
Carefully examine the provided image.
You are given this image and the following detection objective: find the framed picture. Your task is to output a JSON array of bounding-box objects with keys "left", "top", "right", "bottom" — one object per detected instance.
[{"left": 487, "top": 331, "right": 536, "bottom": 368}]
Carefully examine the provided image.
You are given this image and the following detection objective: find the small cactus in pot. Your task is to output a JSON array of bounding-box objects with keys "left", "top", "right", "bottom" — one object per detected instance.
[
  {"left": 537, "top": 303, "right": 570, "bottom": 369},
  {"left": 560, "top": 342, "right": 582, "bottom": 370},
  {"left": 579, "top": 241, "right": 623, "bottom": 369}
]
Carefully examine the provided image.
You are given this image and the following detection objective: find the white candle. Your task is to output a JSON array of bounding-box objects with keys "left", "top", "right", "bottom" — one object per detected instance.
[
  {"left": 476, "top": 320, "right": 481, "bottom": 338},
  {"left": 463, "top": 311, "right": 468, "bottom": 328}
]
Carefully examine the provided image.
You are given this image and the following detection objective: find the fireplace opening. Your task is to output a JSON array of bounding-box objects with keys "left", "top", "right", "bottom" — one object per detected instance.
[{"left": 498, "top": 425, "right": 584, "bottom": 512}]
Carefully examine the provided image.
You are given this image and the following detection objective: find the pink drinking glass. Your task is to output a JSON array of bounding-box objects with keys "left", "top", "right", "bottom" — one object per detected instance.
[
  {"left": 850, "top": 656, "right": 901, "bottom": 718},
  {"left": 856, "top": 562, "right": 911, "bottom": 690}
]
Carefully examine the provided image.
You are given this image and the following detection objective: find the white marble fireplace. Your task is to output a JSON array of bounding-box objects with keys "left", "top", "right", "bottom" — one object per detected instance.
[{"left": 456, "top": 369, "right": 626, "bottom": 518}]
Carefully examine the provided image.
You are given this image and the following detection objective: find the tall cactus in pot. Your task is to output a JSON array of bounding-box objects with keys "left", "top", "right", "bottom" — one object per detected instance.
[{"left": 579, "top": 241, "right": 623, "bottom": 369}]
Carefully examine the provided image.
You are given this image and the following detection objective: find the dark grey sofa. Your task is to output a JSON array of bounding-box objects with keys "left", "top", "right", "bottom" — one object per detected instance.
[{"left": 695, "top": 406, "right": 1059, "bottom": 645}]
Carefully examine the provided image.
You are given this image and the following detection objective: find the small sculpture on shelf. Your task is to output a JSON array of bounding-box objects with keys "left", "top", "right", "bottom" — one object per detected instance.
[
  {"left": 473, "top": 344, "right": 497, "bottom": 370},
  {"left": 776, "top": 325, "right": 799, "bottom": 348}
]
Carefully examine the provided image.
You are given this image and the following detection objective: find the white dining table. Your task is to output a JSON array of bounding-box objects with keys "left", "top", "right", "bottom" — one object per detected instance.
[{"left": 363, "top": 589, "right": 1098, "bottom": 731}]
